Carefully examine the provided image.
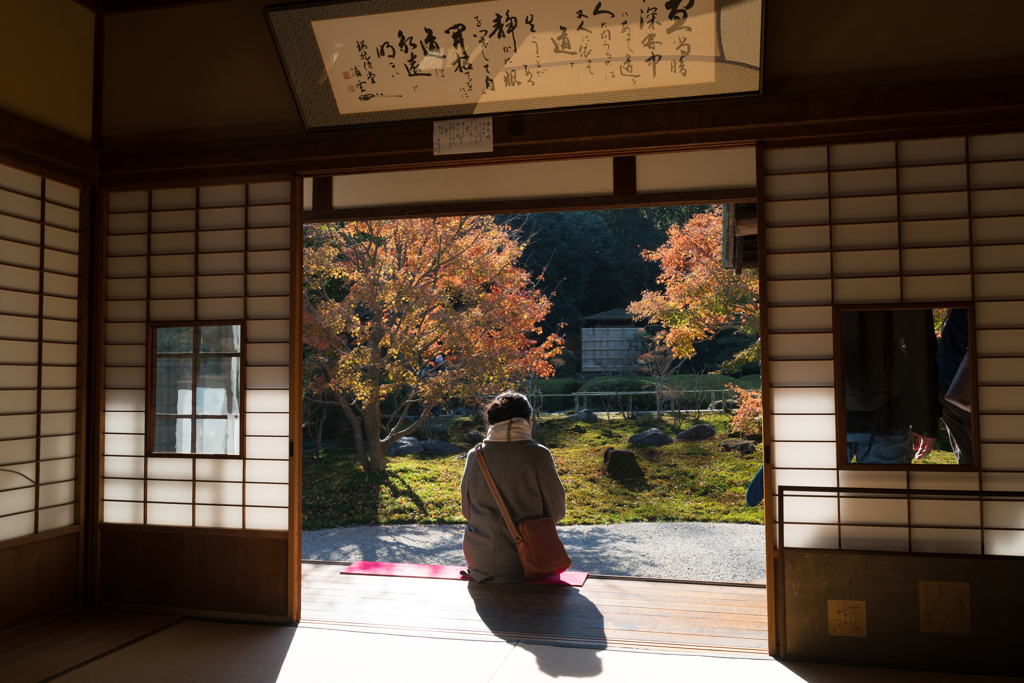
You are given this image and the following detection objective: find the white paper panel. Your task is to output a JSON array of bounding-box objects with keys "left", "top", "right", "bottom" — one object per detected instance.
[
  {"left": 764, "top": 147, "right": 828, "bottom": 174},
  {"left": 899, "top": 164, "right": 967, "bottom": 193},
  {"left": 773, "top": 414, "right": 836, "bottom": 442},
  {"left": 103, "top": 500, "right": 144, "bottom": 524},
  {"left": 983, "top": 501, "right": 1024, "bottom": 528},
  {"left": 972, "top": 216, "right": 1024, "bottom": 245},
  {"left": 772, "top": 441, "right": 837, "bottom": 469},
  {"left": 246, "top": 413, "right": 290, "bottom": 437},
  {"left": 901, "top": 192, "right": 969, "bottom": 220},
  {"left": 245, "top": 483, "right": 289, "bottom": 507},
  {"left": 103, "top": 456, "right": 144, "bottom": 479},
  {"left": 978, "top": 358, "right": 1024, "bottom": 384},
  {"left": 151, "top": 188, "right": 196, "bottom": 210},
  {"left": 44, "top": 204, "right": 79, "bottom": 231},
  {"left": 0, "top": 165, "right": 41, "bottom": 196},
  {"left": 248, "top": 204, "right": 291, "bottom": 228},
  {"left": 109, "top": 191, "right": 149, "bottom": 213},
  {"left": 246, "top": 390, "right": 289, "bottom": 413},
  {"left": 902, "top": 247, "right": 971, "bottom": 274},
  {"left": 902, "top": 275, "right": 972, "bottom": 302},
  {"left": 768, "top": 334, "right": 832, "bottom": 360},
  {"left": 769, "top": 360, "right": 833, "bottom": 387},
  {"left": 969, "top": 159, "right": 1024, "bottom": 190},
  {"left": 45, "top": 181, "right": 79, "bottom": 209},
  {"left": 899, "top": 137, "right": 965, "bottom": 166},
  {"left": 0, "top": 365, "right": 39, "bottom": 389},
  {"left": 198, "top": 252, "right": 245, "bottom": 275},
  {"left": 104, "top": 411, "right": 145, "bottom": 434},
  {"left": 246, "top": 296, "right": 290, "bottom": 319},
  {"left": 149, "top": 276, "right": 194, "bottom": 299},
  {"left": 982, "top": 472, "right": 1024, "bottom": 491},
  {"left": 39, "top": 457, "right": 74, "bottom": 482},
  {"left": 148, "top": 480, "right": 193, "bottom": 503},
  {"left": 910, "top": 528, "right": 981, "bottom": 554},
  {"left": 198, "top": 207, "right": 246, "bottom": 230},
  {"left": 0, "top": 489, "right": 35, "bottom": 516},
  {"left": 147, "top": 503, "right": 192, "bottom": 526},
  {"left": 832, "top": 277, "right": 901, "bottom": 304},
  {"left": 0, "top": 214, "right": 41, "bottom": 244},
  {"left": 765, "top": 199, "right": 829, "bottom": 227},
  {"left": 105, "top": 389, "right": 146, "bottom": 412},
  {"left": 0, "top": 189, "right": 40, "bottom": 221},
  {"left": 248, "top": 228, "right": 290, "bottom": 251},
  {"left": 840, "top": 497, "right": 907, "bottom": 525},
  {"left": 106, "top": 278, "right": 147, "bottom": 300},
  {"left": 829, "top": 168, "right": 896, "bottom": 196},
  {"left": 908, "top": 471, "right": 979, "bottom": 490},
  {"left": 0, "top": 414, "right": 37, "bottom": 439},
  {"left": 40, "top": 412, "right": 75, "bottom": 436},
  {"left": 0, "top": 389, "right": 37, "bottom": 414},
  {"left": 40, "top": 434, "right": 75, "bottom": 459},
  {"left": 782, "top": 523, "right": 838, "bottom": 549},
  {"left": 335, "top": 158, "right": 613, "bottom": 209},
  {"left": 767, "top": 253, "right": 830, "bottom": 280},
  {"left": 196, "top": 458, "right": 243, "bottom": 482},
  {"left": 830, "top": 141, "right": 895, "bottom": 170},
  {"left": 245, "top": 505, "right": 289, "bottom": 530},
  {"left": 41, "top": 389, "right": 76, "bottom": 413},
  {"left": 46, "top": 226, "right": 80, "bottom": 253},
  {"left": 106, "top": 322, "right": 146, "bottom": 344},
  {"left": 772, "top": 468, "right": 837, "bottom": 493},
  {"left": 37, "top": 504, "right": 74, "bottom": 532},
  {"left": 764, "top": 173, "right": 828, "bottom": 201},
  {"left": 150, "top": 210, "right": 196, "bottom": 232},
  {"left": 969, "top": 132, "right": 1024, "bottom": 161},
  {"left": 196, "top": 481, "right": 243, "bottom": 505},
  {"left": 198, "top": 229, "right": 245, "bottom": 252},
  {"left": 195, "top": 504, "right": 243, "bottom": 529},
  {"left": 779, "top": 495, "right": 838, "bottom": 524},
  {"left": 104, "top": 478, "right": 145, "bottom": 501},
  {"left": 248, "top": 182, "right": 291, "bottom": 205},
  {"left": 106, "top": 344, "right": 146, "bottom": 367},
  {"left": 38, "top": 481, "right": 75, "bottom": 507},
  {"left": 832, "top": 250, "right": 900, "bottom": 277},
  {"left": 199, "top": 185, "right": 245, "bottom": 208},
  {"left": 46, "top": 248, "right": 79, "bottom": 276},
  {"left": 837, "top": 469, "right": 906, "bottom": 489},
  {"left": 197, "top": 298, "right": 245, "bottom": 320},
  {"left": 246, "top": 436, "right": 289, "bottom": 460},
  {"left": 974, "top": 244, "right": 1024, "bottom": 273},
  {"left": 978, "top": 386, "right": 1024, "bottom": 413},
  {"left": 984, "top": 529, "right": 1024, "bottom": 556},
  {"left": 150, "top": 254, "right": 194, "bottom": 277},
  {"left": 831, "top": 217, "right": 897, "bottom": 248},
  {"left": 104, "top": 434, "right": 144, "bottom": 456},
  {"left": 105, "top": 367, "right": 145, "bottom": 389},
  {"left": 149, "top": 232, "right": 195, "bottom": 254},
  {"left": 767, "top": 225, "right": 830, "bottom": 254},
  {"left": 636, "top": 148, "right": 756, "bottom": 193},
  {"left": 909, "top": 499, "right": 980, "bottom": 528},
  {"left": 149, "top": 299, "right": 195, "bottom": 321},
  {"left": 108, "top": 212, "right": 148, "bottom": 234},
  {"left": 247, "top": 250, "right": 290, "bottom": 273},
  {"left": 767, "top": 306, "right": 832, "bottom": 333},
  {"left": 245, "top": 459, "right": 289, "bottom": 483},
  {"left": 247, "top": 343, "right": 289, "bottom": 366},
  {"left": 766, "top": 280, "right": 832, "bottom": 306},
  {"left": 197, "top": 275, "right": 245, "bottom": 298},
  {"left": 246, "top": 274, "right": 290, "bottom": 296},
  {"left": 0, "top": 512, "right": 34, "bottom": 542},
  {"left": 840, "top": 525, "right": 908, "bottom": 552},
  {"left": 972, "top": 188, "right": 1024, "bottom": 217},
  {"left": 0, "top": 240, "right": 39, "bottom": 269},
  {"left": 980, "top": 443, "right": 1024, "bottom": 471},
  {"left": 0, "top": 439, "right": 36, "bottom": 465},
  {"left": 43, "top": 319, "right": 78, "bottom": 343},
  {"left": 831, "top": 195, "right": 898, "bottom": 223},
  {"left": 148, "top": 457, "right": 193, "bottom": 480},
  {"left": 980, "top": 415, "right": 1024, "bottom": 441}
]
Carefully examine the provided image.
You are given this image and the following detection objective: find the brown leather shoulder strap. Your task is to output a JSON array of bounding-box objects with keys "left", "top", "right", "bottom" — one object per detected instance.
[{"left": 473, "top": 444, "right": 522, "bottom": 543}]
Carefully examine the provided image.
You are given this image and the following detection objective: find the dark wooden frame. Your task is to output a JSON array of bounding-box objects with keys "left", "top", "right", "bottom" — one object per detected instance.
[
  {"left": 831, "top": 302, "right": 980, "bottom": 473},
  {"left": 145, "top": 320, "right": 246, "bottom": 459}
]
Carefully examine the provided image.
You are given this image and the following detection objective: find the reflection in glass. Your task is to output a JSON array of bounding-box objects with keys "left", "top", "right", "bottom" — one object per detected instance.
[
  {"left": 197, "top": 357, "right": 240, "bottom": 415},
  {"left": 200, "top": 325, "right": 241, "bottom": 353},
  {"left": 841, "top": 308, "right": 970, "bottom": 466},
  {"left": 156, "top": 327, "right": 193, "bottom": 353},
  {"left": 154, "top": 417, "right": 192, "bottom": 453},
  {"left": 196, "top": 417, "right": 240, "bottom": 455},
  {"left": 155, "top": 358, "right": 192, "bottom": 414}
]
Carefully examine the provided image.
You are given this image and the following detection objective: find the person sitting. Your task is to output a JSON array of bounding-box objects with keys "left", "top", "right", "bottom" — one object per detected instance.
[{"left": 460, "top": 392, "right": 566, "bottom": 583}]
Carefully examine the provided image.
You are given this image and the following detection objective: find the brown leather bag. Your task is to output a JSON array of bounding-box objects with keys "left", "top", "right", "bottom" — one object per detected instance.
[{"left": 473, "top": 445, "right": 571, "bottom": 580}]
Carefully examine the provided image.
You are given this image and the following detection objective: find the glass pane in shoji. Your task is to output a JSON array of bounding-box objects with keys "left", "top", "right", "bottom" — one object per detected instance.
[
  {"left": 767, "top": 225, "right": 830, "bottom": 253},
  {"left": 829, "top": 168, "right": 896, "bottom": 196},
  {"left": 898, "top": 137, "right": 965, "bottom": 166},
  {"left": 764, "top": 147, "right": 828, "bottom": 174}
]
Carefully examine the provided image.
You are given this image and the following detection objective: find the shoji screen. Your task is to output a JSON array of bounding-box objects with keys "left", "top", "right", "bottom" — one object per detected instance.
[
  {"left": 102, "top": 182, "right": 291, "bottom": 531},
  {"left": 0, "top": 162, "right": 82, "bottom": 543},
  {"left": 764, "top": 133, "right": 1024, "bottom": 555}
]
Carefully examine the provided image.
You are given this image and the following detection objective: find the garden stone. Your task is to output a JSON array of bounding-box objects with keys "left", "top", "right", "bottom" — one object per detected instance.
[
  {"left": 421, "top": 440, "right": 462, "bottom": 455},
  {"left": 721, "top": 438, "right": 756, "bottom": 455},
  {"left": 465, "top": 431, "right": 485, "bottom": 444},
  {"left": 573, "top": 409, "right": 598, "bottom": 422},
  {"left": 628, "top": 428, "right": 673, "bottom": 447},
  {"left": 603, "top": 448, "right": 645, "bottom": 480},
  {"left": 676, "top": 424, "right": 717, "bottom": 441},
  {"left": 386, "top": 437, "right": 423, "bottom": 456}
]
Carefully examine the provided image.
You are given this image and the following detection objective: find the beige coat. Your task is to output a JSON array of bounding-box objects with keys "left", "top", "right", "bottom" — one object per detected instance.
[{"left": 460, "top": 440, "right": 567, "bottom": 583}]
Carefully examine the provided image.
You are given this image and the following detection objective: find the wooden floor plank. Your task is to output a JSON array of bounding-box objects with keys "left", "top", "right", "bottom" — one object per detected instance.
[
  {"left": 300, "top": 561, "right": 769, "bottom": 656},
  {"left": 0, "top": 611, "right": 180, "bottom": 683}
]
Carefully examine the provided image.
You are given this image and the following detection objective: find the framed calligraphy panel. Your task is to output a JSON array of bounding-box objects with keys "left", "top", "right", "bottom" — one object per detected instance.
[{"left": 265, "top": 0, "right": 763, "bottom": 130}]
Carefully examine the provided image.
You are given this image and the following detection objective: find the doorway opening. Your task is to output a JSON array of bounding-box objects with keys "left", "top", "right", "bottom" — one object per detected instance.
[{"left": 298, "top": 204, "right": 765, "bottom": 585}]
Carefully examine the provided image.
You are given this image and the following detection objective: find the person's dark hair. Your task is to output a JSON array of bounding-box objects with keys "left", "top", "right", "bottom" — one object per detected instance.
[{"left": 484, "top": 392, "right": 533, "bottom": 425}]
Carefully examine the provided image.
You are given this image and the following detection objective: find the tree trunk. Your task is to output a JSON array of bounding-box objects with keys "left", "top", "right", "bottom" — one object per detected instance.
[{"left": 363, "top": 401, "right": 387, "bottom": 472}]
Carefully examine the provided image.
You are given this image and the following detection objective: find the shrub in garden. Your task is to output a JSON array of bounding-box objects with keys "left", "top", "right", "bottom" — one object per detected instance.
[{"left": 726, "top": 383, "right": 762, "bottom": 439}]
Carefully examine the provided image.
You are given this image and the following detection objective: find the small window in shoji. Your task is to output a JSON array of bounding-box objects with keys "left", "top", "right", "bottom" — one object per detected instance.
[{"left": 151, "top": 324, "right": 243, "bottom": 457}]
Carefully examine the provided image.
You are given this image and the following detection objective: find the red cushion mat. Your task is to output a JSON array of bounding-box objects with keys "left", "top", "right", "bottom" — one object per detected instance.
[{"left": 339, "top": 561, "right": 588, "bottom": 586}]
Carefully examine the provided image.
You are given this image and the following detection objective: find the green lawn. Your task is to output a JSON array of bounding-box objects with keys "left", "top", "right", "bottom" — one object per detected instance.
[{"left": 302, "top": 412, "right": 765, "bottom": 530}]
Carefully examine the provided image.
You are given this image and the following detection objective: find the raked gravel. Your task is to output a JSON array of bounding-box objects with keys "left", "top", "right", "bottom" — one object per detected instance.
[{"left": 303, "top": 522, "right": 765, "bottom": 583}]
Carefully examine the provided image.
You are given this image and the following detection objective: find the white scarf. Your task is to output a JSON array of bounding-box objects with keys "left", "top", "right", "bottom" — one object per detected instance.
[{"left": 484, "top": 417, "right": 534, "bottom": 442}]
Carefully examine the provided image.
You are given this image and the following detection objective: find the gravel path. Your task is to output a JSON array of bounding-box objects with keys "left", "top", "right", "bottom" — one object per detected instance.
[{"left": 303, "top": 522, "right": 765, "bottom": 583}]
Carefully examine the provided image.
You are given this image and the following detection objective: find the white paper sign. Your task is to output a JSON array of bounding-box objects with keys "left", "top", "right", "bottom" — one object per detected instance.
[{"left": 433, "top": 117, "right": 494, "bottom": 155}]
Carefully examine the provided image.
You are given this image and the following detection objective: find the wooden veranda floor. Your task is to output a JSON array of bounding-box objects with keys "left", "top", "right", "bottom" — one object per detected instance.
[{"left": 300, "top": 562, "right": 769, "bottom": 657}]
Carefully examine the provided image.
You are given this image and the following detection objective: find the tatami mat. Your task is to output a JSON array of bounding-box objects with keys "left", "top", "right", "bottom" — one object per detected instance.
[{"left": 48, "top": 619, "right": 1021, "bottom": 683}]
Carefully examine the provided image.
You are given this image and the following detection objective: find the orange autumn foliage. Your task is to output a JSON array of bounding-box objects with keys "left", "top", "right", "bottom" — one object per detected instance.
[
  {"left": 304, "top": 216, "right": 561, "bottom": 472},
  {"left": 627, "top": 207, "right": 759, "bottom": 362},
  {"left": 726, "top": 383, "right": 763, "bottom": 438}
]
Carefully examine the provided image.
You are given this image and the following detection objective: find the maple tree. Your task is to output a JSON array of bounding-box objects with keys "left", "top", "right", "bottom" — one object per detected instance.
[
  {"left": 627, "top": 206, "right": 759, "bottom": 367},
  {"left": 303, "top": 217, "right": 562, "bottom": 472}
]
